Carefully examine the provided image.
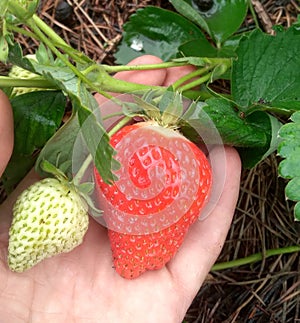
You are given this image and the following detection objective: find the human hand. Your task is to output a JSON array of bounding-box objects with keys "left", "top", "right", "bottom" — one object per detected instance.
[{"left": 0, "top": 55, "right": 241, "bottom": 323}]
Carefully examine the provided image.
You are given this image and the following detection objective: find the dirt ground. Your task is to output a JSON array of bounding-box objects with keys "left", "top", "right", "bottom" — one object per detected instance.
[{"left": 9, "top": 0, "right": 300, "bottom": 321}]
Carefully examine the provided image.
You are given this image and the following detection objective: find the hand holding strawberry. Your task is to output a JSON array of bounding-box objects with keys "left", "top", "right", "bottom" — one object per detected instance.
[{"left": 0, "top": 56, "right": 241, "bottom": 323}]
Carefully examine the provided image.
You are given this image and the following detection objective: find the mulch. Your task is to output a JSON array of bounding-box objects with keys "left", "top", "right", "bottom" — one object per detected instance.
[{"left": 4, "top": 0, "right": 300, "bottom": 321}]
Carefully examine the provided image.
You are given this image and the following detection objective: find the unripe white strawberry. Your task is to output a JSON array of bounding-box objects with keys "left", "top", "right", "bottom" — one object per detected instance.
[{"left": 8, "top": 177, "right": 89, "bottom": 272}]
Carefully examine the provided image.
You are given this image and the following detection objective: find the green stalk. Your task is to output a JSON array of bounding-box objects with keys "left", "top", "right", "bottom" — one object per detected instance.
[
  {"left": 0, "top": 76, "right": 55, "bottom": 88},
  {"left": 177, "top": 73, "right": 212, "bottom": 92},
  {"left": 172, "top": 65, "right": 214, "bottom": 91},
  {"left": 72, "top": 154, "right": 93, "bottom": 187},
  {"left": 25, "top": 17, "right": 108, "bottom": 95},
  {"left": 7, "top": 24, "right": 37, "bottom": 40},
  {"left": 108, "top": 116, "right": 132, "bottom": 136},
  {"left": 31, "top": 14, "right": 69, "bottom": 47},
  {"left": 211, "top": 245, "right": 300, "bottom": 271},
  {"left": 94, "top": 76, "right": 163, "bottom": 94},
  {"left": 102, "top": 61, "right": 189, "bottom": 74},
  {"left": 248, "top": 0, "right": 261, "bottom": 30},
  {"left": 31, "top": 14, "right": 90, "bottom": 65},
  {"left": 15, "top": 15, "right": 163, "bottom": 98}
]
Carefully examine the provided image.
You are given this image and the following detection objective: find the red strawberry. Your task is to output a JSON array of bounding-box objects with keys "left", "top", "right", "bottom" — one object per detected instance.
[{"left": 94, "top": 121, "right": 212, "bottom": 279}]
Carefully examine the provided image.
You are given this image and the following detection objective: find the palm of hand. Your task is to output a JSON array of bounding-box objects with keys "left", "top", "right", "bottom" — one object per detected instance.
[
  {"left": 0, "top": 215, "right": 187, "bottom": 322},
  {"left": 0, "top": 56, "right": 241, "bottom": 323}
]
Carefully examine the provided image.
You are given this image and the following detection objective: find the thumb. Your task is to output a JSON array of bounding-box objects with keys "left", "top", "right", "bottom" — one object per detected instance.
[{"left": 0, "top": 90, "right": 14, "bottom": 177}]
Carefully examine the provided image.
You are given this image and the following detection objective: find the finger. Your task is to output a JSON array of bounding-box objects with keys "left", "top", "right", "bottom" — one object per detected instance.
[
  {"left": 0, "top": 90, "right": 14, "bottom": 177},
  {"left": 167, "top": 146, "right": 241, "bottom": 300}
]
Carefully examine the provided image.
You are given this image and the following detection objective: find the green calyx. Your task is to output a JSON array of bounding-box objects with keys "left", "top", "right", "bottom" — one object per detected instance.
[
  {"left": 40, "top": 159, "right": 103, "bottom": 217},
  {"left": 123, "top": 90, "right": 185, "bottom": 129}
]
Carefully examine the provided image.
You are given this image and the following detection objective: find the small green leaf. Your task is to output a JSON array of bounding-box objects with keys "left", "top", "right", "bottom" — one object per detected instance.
[
  {"left": 36, "top": 115, "right": 81, "bottom": 178},
  {"left": 114, "top": 6, "right": 207, "bottom": 64},
  {"left": 40, "top": 160, "right": 68, "bottom": 181},
  {"left": 278, "top": 111, "right": 300, "bottom": 221},
  {"left": 169, "top": 0, "right": 211, "bottom": 36},
  {"left": 238, "top": 112, "right": 282, "bottom": 168},
  {"left": 7, "top": 41, "right": 36, "bottom": 72},
  {"left": 285, "top": 177, "right": 300, "bottom": 201},
  {"left": 77, "top": 182, "right": 95, "bottom": 195},
  {"left": 232, "top": 25, "right": 300, "bottom": 113}
]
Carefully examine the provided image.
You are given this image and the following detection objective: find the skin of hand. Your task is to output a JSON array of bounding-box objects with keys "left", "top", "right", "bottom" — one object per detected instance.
[{"left": 0, "top": 55, "right": 241, "bottom": 323}]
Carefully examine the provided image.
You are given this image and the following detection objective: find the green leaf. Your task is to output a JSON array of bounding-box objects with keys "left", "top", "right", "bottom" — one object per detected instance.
[
  {"left": 181, "top": 97, "right": 282, "bottom": 167},
  {"left": 2, "top": 90, "right": 66, "bottom": 192},
  {"left": 232, "top": 25, "right": 300, "bottom": 113},
  {"left": 238, "top": 112, "right": 282, "bottom": 168},
  {"left": 7, "top": 41, "right": 37, "bottom": 72},
  {"left": 177, "top": 32, "right": 247, "bottom": 59},
  {"left": 176, "top": 0, "right": 248, "bottom": 45},
  {"left": 278, "top": 111, "right": 300, "bottom": 221},
  {"left": 11, "top": 91, "right": 66, "bottom": 155},
  {"left": 114, "top": 6, "right": 207, "bottom": 64},
  {"left": 36, "top": 115, "right": 81, "bottom": 178},
  {"left": 168, "top": 0, "right": 211, "bottom": 36},
  {"left": 181, "top": 97, "right": 268, "bottom": 147}
]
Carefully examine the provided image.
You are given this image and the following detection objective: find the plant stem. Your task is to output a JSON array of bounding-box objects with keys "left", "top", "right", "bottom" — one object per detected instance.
[
  {"left": 108, "top": 116, "right": 132, "bottom": 136},
  {"left": 102, "top": 61, "right": 189, "bottom": 74},
  {"left": 25, "top": 18, "right": 103, "bottom": 93},
  {"left": 32, "top": 14, "right": 69, "bottom": 47},
  {"left": 7, "top": 24, "right": 37, "bottom": 39},
  {"left": 211, "top": 245, "right": 300, "bottom": 271},
  {"left": 248, "top": 0, "right": 261, "bottom": 30},
  {"left": 177, "top": 73, "right": 212, "bottom": 92},
  {"left": 172, "top": 65, "right": 213, "bottom": 90},
  {"left": 72, "top": 154, "right": 93, "bottom": 187},
  {"left": 0, "top": 76, "right": 55, "bottom": 88},
  {"left": 31, "top": 14, "right": 91, "bottom": 65},
  {"left": 95, "top": 76, "right": 163, "bottom": 94},
  {"left": 102, "top": 111, "right": 125, "bottom": 120}
]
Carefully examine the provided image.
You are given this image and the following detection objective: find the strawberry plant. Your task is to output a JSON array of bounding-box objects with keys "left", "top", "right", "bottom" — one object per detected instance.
[{"left": 0, "top": 0, "right": 300, "bottom": 277}]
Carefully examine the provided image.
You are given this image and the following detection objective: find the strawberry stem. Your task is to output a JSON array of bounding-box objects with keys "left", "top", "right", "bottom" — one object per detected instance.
[
  {"left": 211, "top": 245, "right": 300, "bottom": 271},
  {"left": 172, "top": 65, "right": 214, "bottom": 91},
  {"left": 0, "top": 76, "right": 55, "bottom": 89},
  {"left": 102, "top": 61, "right": 189, "bottom": 74},
  {"left": 177, "top": 73, "right": 212, "bottom": 93},
  {"left": 72, "top": 154, "right": 93, "bottom": 187},
  {"left": 108, "top": 116, "right": 133, "bottom": 137}
]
